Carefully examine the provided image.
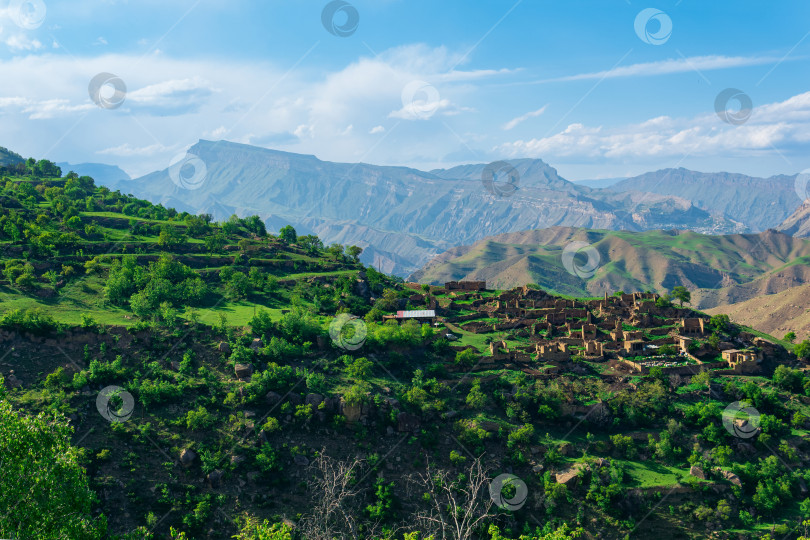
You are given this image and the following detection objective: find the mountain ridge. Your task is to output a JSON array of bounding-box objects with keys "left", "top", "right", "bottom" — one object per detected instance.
[
  {"left": 103, "top": 140, "right": 748, "bottom": 276},
  {"left": 409, "top": 226, "right": 810, "bottom": 310}
]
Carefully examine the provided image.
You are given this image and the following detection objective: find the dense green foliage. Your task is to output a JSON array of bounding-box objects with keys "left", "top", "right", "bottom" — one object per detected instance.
[{"left": 0, "top": 377, "right": 106, "bottom": 539}]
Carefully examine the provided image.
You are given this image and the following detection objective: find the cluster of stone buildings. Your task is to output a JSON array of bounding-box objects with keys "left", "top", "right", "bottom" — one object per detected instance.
[{"left": 437, "top": 282, "right": 772, "bottom": 376}]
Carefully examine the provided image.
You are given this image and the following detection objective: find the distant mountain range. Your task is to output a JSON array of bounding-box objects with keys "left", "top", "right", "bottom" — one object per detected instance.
[
  {"left": 97, "top": 140, "right": 786, "bottom": 276},
  {"left": 0, "top": 146, "right": 24, "bottom": 166},
  {"left": 409, "top": 227, "right": 810, "bottom": 309},
  {"left": 572, "top": 177, "right": 627, "bottom": 189},
  {"left": 607, "top": 168, "right": 802, "bottom": 232},
  {"left": 56, "top": 162, "right": 131, "bottom": 186},
  {"left": 6, "top": 140, "right": 808, "bottom": 279}
]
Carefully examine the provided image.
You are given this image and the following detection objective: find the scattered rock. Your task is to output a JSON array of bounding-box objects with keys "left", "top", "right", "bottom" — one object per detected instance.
[
  {"left": 234, "top": 363, "right": 254, "bottom": 380},
  {"left": 343, "top": 402, "right": 363, "bottom": 422},
  {"left": 250, "top": 338, "right": 263, "bottom": 350},
  {"left": 476, "top": 420, "right": 500, "bottom": 433},
  {"left": 718, "top": 469, "right": 742, "bottom": 487},
  {"left": 305, "top": 393, "right": 324, "bottom": 407},
  {"left": 293, "top": 455, "right": 310, "bottom": 467},
  {"left": 206, "top": 470, "right": 223, "bottom": 488},
  {"left": 690, "top": 465, "right": 706, "bottom": 480},
  {"left": 322, "top": 397, "right": 340, "bottom": 412},
  {"left": 397, "top": 412, "right": 421, "bottom": 433},
  {"left": 555, "top": 463, "right": 584, "bottom": 488},
  {"left": 559, "top": 442, "right": 574, "bottom": 456},
  {"left": 5, "top": 371, "right": 21, "bottom": 389},
  {"left": 180, "top": 449, "right": 197, "bottom": 467},
  {"left": 266, "top": 391, "right": 282, "bottom": 406},
  {"left": 218, "top": 342, "right": 231, "bottom": 355},
  {"left": 736, "top": 442, "right": 756, "bottom": 456}
]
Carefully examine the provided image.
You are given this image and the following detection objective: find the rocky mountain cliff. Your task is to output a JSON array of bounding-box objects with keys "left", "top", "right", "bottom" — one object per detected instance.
[
  {"left": 777, "top": 199, "right": 810, "bottom": 238},
  {"left": 609, "top": 167, "right": 802, "bottom": 231}
]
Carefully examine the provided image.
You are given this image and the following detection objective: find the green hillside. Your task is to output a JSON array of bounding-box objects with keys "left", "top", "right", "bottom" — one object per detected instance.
[
  {"left": 410, "top": 227, "right": 810, "bottom": 309},
  {"left": 3, "top": 159, "right": 810, "bottom": 540}
]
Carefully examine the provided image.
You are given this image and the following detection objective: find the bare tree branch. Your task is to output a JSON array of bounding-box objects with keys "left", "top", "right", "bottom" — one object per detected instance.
[{"left": 406, "top": 456, "right": 494, "bottom": 540}]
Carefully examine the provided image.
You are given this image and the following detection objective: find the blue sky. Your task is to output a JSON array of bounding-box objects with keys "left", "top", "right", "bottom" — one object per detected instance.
[{"left": 0, "top": 0, "right": 808, "bottom": 180}]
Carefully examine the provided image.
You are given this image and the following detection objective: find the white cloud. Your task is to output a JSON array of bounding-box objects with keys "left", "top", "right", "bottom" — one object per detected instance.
[
  {"left": 126, "top": 77, "right": 214, "bottom": 115},
  {"left": 496, "top": 91, "right": 810, "bottom": 162},
  {"left": 204, "top": 125, "right": 229, "bottom": 139},
  {"left": 388, "top": 98, "right": 453, "bottom": 120},
  {"left": 24, "top": 99, "right": 94, "bottom": 119},
  {"left": 502, "top": 105, "right": 548, "bottom": 130},
  {"left": 531, "top": 55, "right": 788, "bottom": 84},
  {"left": 97, "top": 143, "right": 170, "bottom": 157},
  {"left": 369, "top": 125, "right": 385, "bottom": 134},
  {"left": 4, "top": 34, "right": 43, "bottom": 51}
]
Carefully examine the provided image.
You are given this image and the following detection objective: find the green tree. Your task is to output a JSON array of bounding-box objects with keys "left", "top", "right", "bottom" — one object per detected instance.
[
  {"left": 345, "top": 356, "right": 373, "bottom": 380},
  {"left": 243, "top": 215, "right": 267, "bottom": 237},
  {"left": 796, "top": 340, "right": 810, "bottom": 360},
  {"left": 785, "top": 331, "right": 797, "bottom": 344},
  {"left": 204, "top": 233, "right": 227, "bottom": 254},
  {"left": 0, "top": 381, "right": 107, "bottom": 539},
  {"left": 773, "top": 365, "right": 805, "bottom": 393},
  {"left": 709, "top": 314, "right": 731, "bottom": 334},
  {"left": 44, "top": 269, "right": 60, "bottom": 292},
  {"left": 298, "top": 234, "right": 324, "bottom": 254},
  {"left": 346, "top": 245, "right": 363, "bottom": 261},
  {"left": 278, "top": 225, "right": 297, "bottom": 244},
  {"left": 671, "top": 286, "right": 691, "bottom": 307},
  {"left": 157, "top": 225, "right": 186, "bottom": 248},
  {"left": 226, "top": 272, "right": 251, "bottom": 300}
]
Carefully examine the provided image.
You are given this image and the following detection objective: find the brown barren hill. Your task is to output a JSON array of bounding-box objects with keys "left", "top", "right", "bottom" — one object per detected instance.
[
  {"left": 705, "top": 283, "right": 810, "bottom": 341},
  {"left": 777, "top": 199, "right": 810, "bottom": 238}
]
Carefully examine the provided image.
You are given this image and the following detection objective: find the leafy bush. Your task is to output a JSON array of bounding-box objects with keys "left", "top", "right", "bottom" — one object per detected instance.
[
  {"left": 455, "top": 348, "right": 477, "bottom": 366},
  {"left": 233, "top": 517, "right": 293, "bottom": 540},
  {"left": 0, "top": 308, "right": 59, "bottom": 334},
  {"left": 255, "top": 443, "right": 282, "bottom": 474},
  {"left": 138, "top": 379, "right": 183, "bottom": 407},
  {"left": 185, "top": 406, "right": 216, "bottom": 430},
  {"left": 772, "top": 365, "right": 805, "bottom": 393}
]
